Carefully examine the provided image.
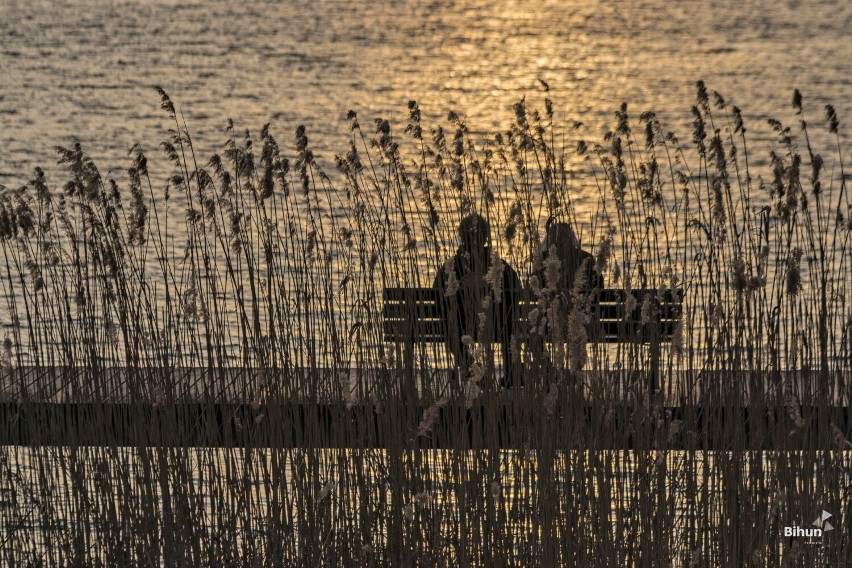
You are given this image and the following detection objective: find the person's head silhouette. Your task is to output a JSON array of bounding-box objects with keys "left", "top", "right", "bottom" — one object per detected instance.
[
  {"left": 540, "top": 217, "right": 603, "bottom": 291},
  {"left": 458, "top": 213, "right": 491, "bottom": 253},
  {"left": 543, "top": 219, "right": 579, "bottom": 254}
]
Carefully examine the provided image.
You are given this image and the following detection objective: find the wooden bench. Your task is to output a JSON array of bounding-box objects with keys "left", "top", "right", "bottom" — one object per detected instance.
[{"left": 383, "top": 287, "right": 683, "bottom": 393}]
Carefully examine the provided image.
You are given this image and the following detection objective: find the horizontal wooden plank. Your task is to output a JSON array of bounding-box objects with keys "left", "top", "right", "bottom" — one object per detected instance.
[
  {"left": 383, "top": 334, "right": 447, "bottom": 343},
  {"left": 513, "top": 304, "right": 680, "bottom": 321},
  {"left": 383, "top": 302, "right": 442, "bottom": 319},
  {"left": 589, "top": 320, "right": 677, "bottom": 342},
  {"left": 383, "top": 287, "right": 442, "bottom": 302},
  {"left": 2, "top": 401, "right": 846, "bottom": 450},
  {"left": 592, "top": 305, "right": 682, "bottom": 321},
  {"left": 597, "top": 288, "right": 683, "bottom": 303},
  {"left": 383, "top": 322, "right": 676, "bottom": 343},
  {"left": 384, "top": 319, "right": 448, "bottom": 341},
  {"left": 388, "top": 288, "right": 682, "bottom": 309}
]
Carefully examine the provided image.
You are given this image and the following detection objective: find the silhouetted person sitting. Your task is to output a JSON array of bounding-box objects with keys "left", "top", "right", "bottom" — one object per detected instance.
[
  {"left": 540, "top": 219, "right": 603, "bottom": 298},
  {"left": 530, "top": 219, "right": 604, "bottom": 378},
  {"left": 433, "top": 213, "right": 522, "bottom": 388}
]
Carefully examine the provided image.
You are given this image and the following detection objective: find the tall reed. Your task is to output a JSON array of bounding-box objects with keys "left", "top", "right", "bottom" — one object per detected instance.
[{"left": 0, "top": 83, "right": 850, "bottom": 566}]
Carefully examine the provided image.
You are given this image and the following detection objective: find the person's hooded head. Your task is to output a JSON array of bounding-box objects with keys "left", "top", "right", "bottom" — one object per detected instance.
[
  {"left": 542, "top": 219, "right": 586, "bottom": 289},
  {"left": 543, "top": 220, "right": 579, "bottom": 257},
  {"left": 458, "top": 213, "right": 491, "bottom": 254}
]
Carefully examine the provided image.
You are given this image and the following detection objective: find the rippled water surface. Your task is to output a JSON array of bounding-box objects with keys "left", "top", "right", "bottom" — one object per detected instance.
[
  {"left": 1, "top": 0, "right": 850, "bottom": 187},
  {"left": 2, "top": 6, "right": 851, "bottom": 565}
]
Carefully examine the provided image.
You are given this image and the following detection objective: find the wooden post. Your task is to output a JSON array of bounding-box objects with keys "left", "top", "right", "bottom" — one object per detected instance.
[
  {"left": 402, "top": 289, "right": 417, "bottom": 406},
  {"left": 649, "top": 327, "right": 660, "bottom": 398}
]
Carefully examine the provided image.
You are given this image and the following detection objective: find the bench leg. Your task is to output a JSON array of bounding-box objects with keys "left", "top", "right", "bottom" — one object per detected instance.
[
  {"left": 403, "top": 339, "right": 416, "bottom": 404},
  {"left": 649, "top": 340, "right": 661, "bottom": 399}
]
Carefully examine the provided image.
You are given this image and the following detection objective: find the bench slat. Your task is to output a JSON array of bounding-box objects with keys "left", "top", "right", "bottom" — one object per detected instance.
[
  {"left": 591, "top": 304, "right": 681, "bottom": 321},
  {"left": 597, "top": 288, "right": 682, "bottom": 303},
  {"left": 383, "top": 302, "right": 442, "bottom": 319},
  {"left": 383, "top": 318, "right": 445, "bottom": 331},
  {"left": 383, "top": 287, "right": 442, "bottom": 302},
  {"left": 589, "top": 320, "right": 677, "bottom": 342},
  {"left": 383, "top": 333, "right": 448, "bottom": 343}
]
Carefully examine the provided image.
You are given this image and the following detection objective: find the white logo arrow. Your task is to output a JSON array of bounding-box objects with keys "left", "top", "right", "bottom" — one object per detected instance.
[{"left": 812, "top": 510, "right": 834, "bottom": 532}]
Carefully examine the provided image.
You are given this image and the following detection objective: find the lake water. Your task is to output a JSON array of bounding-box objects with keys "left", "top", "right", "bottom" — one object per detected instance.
[
  {"left": 1, "top": 0, "right": 850, "bottom": 189},
  {"left": 1, "top": 4, "right": 851, "bottom": 563}
]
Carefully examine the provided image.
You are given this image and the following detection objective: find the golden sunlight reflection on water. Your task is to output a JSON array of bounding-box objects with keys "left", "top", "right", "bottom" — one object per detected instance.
[{"left": 0, "top": 0, "right": 849, "bottom": 190}]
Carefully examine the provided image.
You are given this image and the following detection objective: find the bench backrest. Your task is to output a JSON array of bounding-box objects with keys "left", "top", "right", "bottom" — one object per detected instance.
[
  {"left": 383, "top": 287, "right": 682, "bottom": 344},
  {"left": 383, "top": 288, "right": 447, "bottom": 343},
  {"left": 584, "top": 288, "right": 681, "bottom": 343}
]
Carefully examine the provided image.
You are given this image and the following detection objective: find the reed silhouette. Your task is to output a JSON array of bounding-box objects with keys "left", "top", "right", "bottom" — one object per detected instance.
[{"left": 0, "top": 84, "right": 849, "bottom": 566}]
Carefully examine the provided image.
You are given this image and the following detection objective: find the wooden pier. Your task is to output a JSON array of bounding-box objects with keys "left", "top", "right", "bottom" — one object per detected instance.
[
  {"left": 1, "top": 400, "right": 849, "bottom": 450},
  {"left": 1, "top": 367, "right": 849, "bottom": 450}
]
